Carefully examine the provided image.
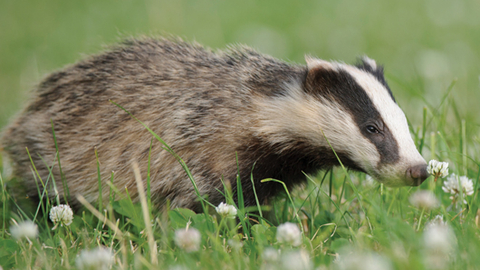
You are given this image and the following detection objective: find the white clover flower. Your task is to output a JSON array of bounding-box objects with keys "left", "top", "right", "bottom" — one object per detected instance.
[
  {"left": 49, "top": 204, "right": 74, "bottom": 230},
  {"left": 425, "top": 215, "right": 447, "bottom": 229},
  {"left": 174, "top": 228, "right": 201, "bottom": 252},
  {"left": 227, "top": 239, "right": 243, "bottom": 251},
  {"left": 423, "top": 223, "right": 456, "bottom": 253},
  {"left": 427, "top": 160, "right": 449, "bottom": 180},
  {"left": 76, "top": 247, "right": 114, "bottom": 270},
  {"left": 215, "top": 202, "right": 237, "bottom": 218},
  {"left": 10, "top": 220, "right": 38, "bottom": 241},
  {"left": 263, "top": 247, "right": 280, "bottom": 262},
  {"left": 263, "top": 248, "right": 281, "bottom": 270},
  {"left": 335, "top": 249, "right": 392, "bottom": 270},
  {"left": 409, "top": 190, "right": 439, "bottom": 210},
  {"left": 276, "top": 222, "right": 302, "bottom": 246},
  {"left": 442, "top": 174, "right": 474, "bottom": 204},
  {"left": 169, "top": 265, "right": 189, "bottom": 270},
  {"left": 280, "top": 249, "right": 312, "bottom": 270},
  {"left": 422, "top": 223, "right": 456, "bottom": 269}
]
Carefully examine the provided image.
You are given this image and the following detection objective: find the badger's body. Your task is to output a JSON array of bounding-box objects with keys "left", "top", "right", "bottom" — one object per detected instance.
[{"left": 1, "top": 38, "right": 428, "bottom": 210}]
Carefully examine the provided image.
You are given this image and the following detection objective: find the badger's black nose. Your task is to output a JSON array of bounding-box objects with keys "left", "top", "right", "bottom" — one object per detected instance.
[{"left": 407, "top": 164, "right": 429, "bottom": 186}]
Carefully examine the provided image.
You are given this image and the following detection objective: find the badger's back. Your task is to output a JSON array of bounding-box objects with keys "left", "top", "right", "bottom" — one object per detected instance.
[{"left": 2, "top": 38, "right": 307, "bottom": 209}]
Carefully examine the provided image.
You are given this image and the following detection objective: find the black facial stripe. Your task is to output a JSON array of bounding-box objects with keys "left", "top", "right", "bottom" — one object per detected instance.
[
  {"left": 305, "top": 67, "right": 400, "bottom": 165},
  {"left": 355, "top": 60, "right": 396, "bottom": 103}
]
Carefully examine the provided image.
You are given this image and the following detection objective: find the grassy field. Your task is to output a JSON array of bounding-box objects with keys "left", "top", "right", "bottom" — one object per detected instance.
[{"left": 1, "top": 0, "right": 480, "bottom": 269}]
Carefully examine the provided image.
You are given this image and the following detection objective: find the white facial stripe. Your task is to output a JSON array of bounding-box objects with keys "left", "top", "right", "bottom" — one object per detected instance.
[
  {"left": 315, "top": 96, "right": 380, "bottom": 171},
  {"left": 341, "top": 65, "right": 425, "bottom": 169}
]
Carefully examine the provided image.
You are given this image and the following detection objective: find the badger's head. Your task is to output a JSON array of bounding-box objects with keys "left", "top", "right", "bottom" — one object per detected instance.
[{"left": 255, "top": 56, "right": 428, "bottom": 186}]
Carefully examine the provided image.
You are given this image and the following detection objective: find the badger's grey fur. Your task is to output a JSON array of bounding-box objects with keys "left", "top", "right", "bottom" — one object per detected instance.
[{"left": 1, "top": 37, "right": 428, "bottom": 211}]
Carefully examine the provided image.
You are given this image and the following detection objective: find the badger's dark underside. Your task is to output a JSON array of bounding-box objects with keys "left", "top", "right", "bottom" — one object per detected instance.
[{"left": 232, "top": 140, "right": 363, "bottom": 209}]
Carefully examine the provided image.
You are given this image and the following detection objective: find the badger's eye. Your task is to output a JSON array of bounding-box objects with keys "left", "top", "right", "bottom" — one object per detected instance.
[{"left": 366, "top": 125, "right": 379, "bottom": 134}]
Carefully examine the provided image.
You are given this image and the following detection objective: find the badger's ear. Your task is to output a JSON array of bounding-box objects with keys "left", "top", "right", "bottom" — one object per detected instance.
[
  {"left": 357, "top": 56, "right": 378, "bottom": 71},
  {"left": 305, "top": 55, "right": 335, "bottom": 71},
  {"left": 304, "top": 56, "right": 337, "bottom": 90}
]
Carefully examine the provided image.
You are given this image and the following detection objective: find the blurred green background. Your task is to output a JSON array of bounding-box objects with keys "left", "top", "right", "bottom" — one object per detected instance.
[{"left": 1, "top": 0, "right": 479, "bottom": 128}]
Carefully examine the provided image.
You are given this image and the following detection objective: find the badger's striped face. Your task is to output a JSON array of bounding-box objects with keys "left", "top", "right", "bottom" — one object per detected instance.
[
  {"left": 255, "top": 56, "right": 428, "bottom": 186},
  {"left": 305, "top": 57, "right": 428, "bottom": 186}
]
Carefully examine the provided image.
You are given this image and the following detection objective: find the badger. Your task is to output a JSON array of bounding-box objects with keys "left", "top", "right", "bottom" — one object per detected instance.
[{"left": 1, "top": 37, "right": 428, "bottom": 211}]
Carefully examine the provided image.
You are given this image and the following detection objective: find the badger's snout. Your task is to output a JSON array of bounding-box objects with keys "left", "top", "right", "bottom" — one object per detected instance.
[{"left": 406, "top": 164, "right": 429, "bottom": 186}]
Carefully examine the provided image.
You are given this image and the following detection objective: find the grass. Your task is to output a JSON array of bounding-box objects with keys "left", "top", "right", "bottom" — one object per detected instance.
[
  {"left": 1, "top": 82, "right": 479, "bottom": 269},
  {"left": 1, "top": 0, "right": 480, "bottom": 269}
]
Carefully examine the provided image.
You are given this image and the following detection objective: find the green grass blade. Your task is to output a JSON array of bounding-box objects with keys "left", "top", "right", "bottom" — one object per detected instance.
[
  {"left": 249, "top": 162, "right": 263, "bottom": 219},
  {"left": 147, "top": 138, "right": 153, "bottom": 212},
  {"left": 94, "top": 148, "right": 103, "bottom": 211},
  {"left": 51, "top": 120, "right": 69, "bottom": 203},
  {"left": 235, "top": 152, "right": 244, "bottom": 212}
]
